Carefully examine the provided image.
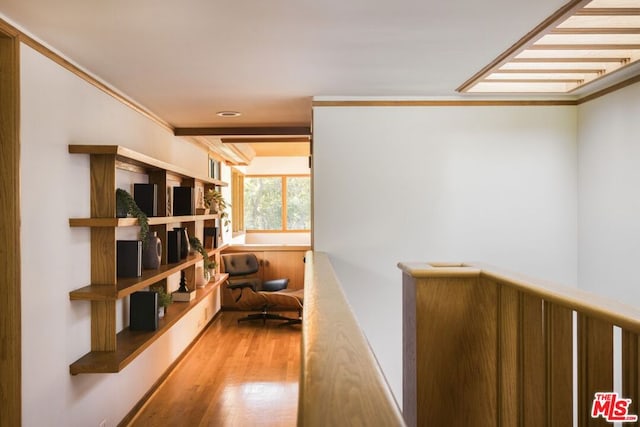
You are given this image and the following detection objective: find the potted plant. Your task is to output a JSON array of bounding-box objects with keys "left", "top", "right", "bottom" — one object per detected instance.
[
  {"left": 151, "top": 285, "right": 172, "bottom": 318},
  {"left": 204, "top": 189, "right": 230, "bottom": 231},
  {"left": 116, "top": 188, "right": 149, "bottom": 241},
  {"left": 189, "top": 236, "right": 216, "bottom": 281}
]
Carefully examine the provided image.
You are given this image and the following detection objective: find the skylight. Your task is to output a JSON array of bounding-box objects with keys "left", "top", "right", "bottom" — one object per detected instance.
[{"left": 459, "top": 0, "right": 640, "bottom": 93}]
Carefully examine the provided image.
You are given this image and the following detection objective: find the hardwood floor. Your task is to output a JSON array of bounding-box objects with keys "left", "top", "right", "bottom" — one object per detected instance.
[{"left": 127, "top": 311, "right": 301, "bottom": 427}]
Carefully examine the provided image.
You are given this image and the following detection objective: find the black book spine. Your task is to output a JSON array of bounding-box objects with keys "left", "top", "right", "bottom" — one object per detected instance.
[
  {"left": 129, "top": 291, "right": 158, "bottom": 331},
  {"left": 172, "top": 186, "right": 195, "bottom": 216},
  {"left": 117, "top": 240, "right": 142, "bottom": 277},
  {"left": 134, "top": 183, "right": 158, "bottom": 217},
  {"left": 167, "top": 230, "right": 181, "bottom": 263}
]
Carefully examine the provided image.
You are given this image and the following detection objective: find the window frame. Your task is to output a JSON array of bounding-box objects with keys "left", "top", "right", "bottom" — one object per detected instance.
[{"left": 243, "top": 174, "right": 311, "bottom": 233}]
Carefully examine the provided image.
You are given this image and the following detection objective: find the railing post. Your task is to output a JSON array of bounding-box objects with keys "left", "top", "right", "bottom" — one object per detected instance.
[{"left": 400, "top": 263, "right": 497, "bottom": 426}]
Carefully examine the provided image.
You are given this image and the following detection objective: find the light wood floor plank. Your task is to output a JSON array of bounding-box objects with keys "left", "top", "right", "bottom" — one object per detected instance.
[{"left": 128, "top": 312, "right": 301, "bottom": 427}]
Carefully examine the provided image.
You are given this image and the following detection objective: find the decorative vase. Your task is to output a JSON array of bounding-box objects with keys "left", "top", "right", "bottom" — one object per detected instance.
[
  {"left": 173, "top": 227, "right": 190, "bottom": 259},
  {"left": 195, "top": 266, "right": 207, "bottom": 288},
  {"left": 158, "top": 306, "right": 165, "bottom": 319},
  {"left": 142, "top": 231, "right": 162, "bottom": 269}
]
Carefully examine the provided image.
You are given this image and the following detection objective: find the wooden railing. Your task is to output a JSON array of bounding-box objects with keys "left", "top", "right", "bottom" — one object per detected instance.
[
  {"left": 399, "top": 262, "right": 640, "bottom": 427},
  {"left": 298, "top": 251, "right": 405, "bottom": 426}
]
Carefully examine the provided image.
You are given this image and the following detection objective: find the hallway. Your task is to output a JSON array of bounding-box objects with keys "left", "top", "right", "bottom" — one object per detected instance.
[{"left": 128, "top": 312, "right": 301, "bottom": 426}]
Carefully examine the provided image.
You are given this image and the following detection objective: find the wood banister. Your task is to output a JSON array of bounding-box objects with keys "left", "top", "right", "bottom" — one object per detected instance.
[
  {"left": 399, "top": 262, "right": 640, "bottom": 426},
  {"left": 298, "top": 251, "right": 405, "bottom": 426}
]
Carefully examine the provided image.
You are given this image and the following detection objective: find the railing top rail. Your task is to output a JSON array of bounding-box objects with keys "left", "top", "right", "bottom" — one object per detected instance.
[
  {"left": 399, "top": 261, "right": 640, "bottom": 334},
  {"left": 299, "top": 251, "right": 405, "bottom": 427}
]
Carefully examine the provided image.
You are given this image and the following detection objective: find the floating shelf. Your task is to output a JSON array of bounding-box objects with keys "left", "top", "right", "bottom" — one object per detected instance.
[
  {"left": 69, "top": 246, "right": 228, "bottom": 301},
  {"left": 69, "top": 273, "right": 228, "bottom": 375},
  {"left": 68, "top": 144, "right": 227, "bottom": 187},
  {"left": 69, "top": 213, "right": 221, "bottom": 228}
]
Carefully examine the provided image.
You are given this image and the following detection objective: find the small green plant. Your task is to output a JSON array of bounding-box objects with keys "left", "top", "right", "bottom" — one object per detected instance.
[
  {"left": 204, "top": 189, "right": 231, "bottom": 232},
  {"left": 115, "top": 188, "right": 149, "bottom": 241},
  {"left": 152, "top": 285, "right": 172, "bottom": 308},
  {"left": 189, "top": 236, "right": 217, "bottom": 276}
]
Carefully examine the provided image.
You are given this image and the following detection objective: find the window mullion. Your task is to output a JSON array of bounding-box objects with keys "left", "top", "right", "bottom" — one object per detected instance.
[{"left": 282, "top": 176, "right": 287, "bottom": 231}]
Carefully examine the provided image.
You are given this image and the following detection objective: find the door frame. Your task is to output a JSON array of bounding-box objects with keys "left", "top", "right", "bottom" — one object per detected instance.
[{"left": 0, "top": 22, "right": 21, "bottom": 426}]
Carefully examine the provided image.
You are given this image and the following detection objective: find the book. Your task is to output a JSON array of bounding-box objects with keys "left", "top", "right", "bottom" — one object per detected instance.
[
  {"left": 172, "top": 290, "right": 196, "bottom": 302},
  {"left": 167, "top": 230, "right": 181, "bottom": 263},
  {"left": 129, "top": 291, "right": 158, "bottom": 331},
  {"left": 117, "top": 240, "right": 142, "bottom": 277},
  {"left": 133, "top": 183, "right": 158, "bottom": 217},
  {"left": 204, "top": 226, "right": 218, "bottom": 249},
  {"left": 172, "top": 186, "right": 195, "bottom": 216}
]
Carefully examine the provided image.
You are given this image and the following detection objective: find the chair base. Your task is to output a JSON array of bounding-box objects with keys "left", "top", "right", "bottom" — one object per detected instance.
[
  {"left": 278, "top": 317, "right": 301, "bottom": 326},
  {"left": 237, "top": 310, "right": 297, "bottom": 325}
]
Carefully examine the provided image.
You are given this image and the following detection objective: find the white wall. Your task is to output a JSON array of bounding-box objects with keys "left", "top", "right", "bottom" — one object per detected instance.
[
  {"left": 20, "top": 43, "right": 220, "bottom": 426},
  {"left": 312, "top": 104, "right": 579, "bottom": 404},
  {"left": 578, "top": 82, "right": 640, "bottom": 304}
]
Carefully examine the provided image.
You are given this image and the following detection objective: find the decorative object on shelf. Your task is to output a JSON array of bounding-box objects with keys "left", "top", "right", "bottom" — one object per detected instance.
[
  {"left": 204, "top": 189, "right": 226, "bottom": 216},
  {"left": 195, "top": 266, "right": 207, "bottom": 288},
  {"left": 189, "top": 236, "right": 218, "bottom": 283},
  {"left": 116, "top": 240, "right": 142, "bottom": 278},
  {"left": 173, "top": 271, "right": 195, "bottom": 302},
  {"left": 178, "top": 270, "right": 188, "bottom": 293},
  {"left": 203, "top": 226, "right": 218, "bottom": 249},
  {"left": 209, "top": 157, "right": 221, "bottom": 180},
  {"left": 142, "top": 231, "right": 162, "bottom": 270},
  {"left": 173, "top": 186, "right": 195, "bottom": 216},
  {"left": 167, "top": 229, "right": 181, "bottom": 263},
  {"left": 166, "top": 185, "right": 172, "bottom": 216},
  {"left": 174, "top": 227, "right": 190, "bottom": 259},
  {"left": 207, "top": 263, "right": 218, "bottom": 282},
  {"left": 151, "top": 285, "right": 172, "bottom": 319},
  {"left": 129, "top": 291, "right": 158, "bottom": 331},
  {"left": 204, "top": 189, "right": 231, "bottom": 235},
  {"left": 197, "top": 187, "right": 205, "bottom": 210},
  {"left": 133, "top": 183, "right": 158, "bottom": 217},
  {"left": 115, "top": 188, "right": 149, "bottom": 241}
]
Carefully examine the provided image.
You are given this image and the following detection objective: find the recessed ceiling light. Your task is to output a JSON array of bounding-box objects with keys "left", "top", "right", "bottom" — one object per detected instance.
[{"left": 216, "top": 111, "right": 242, "bottom": 118}]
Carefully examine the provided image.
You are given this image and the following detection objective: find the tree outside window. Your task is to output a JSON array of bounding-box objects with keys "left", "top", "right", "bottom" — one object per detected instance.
[{"left": 244, "top": 175, "right": 310, "bottom": 231}]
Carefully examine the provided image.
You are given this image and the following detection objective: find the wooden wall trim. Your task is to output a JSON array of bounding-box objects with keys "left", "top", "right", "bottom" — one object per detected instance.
[
  {"left": 0, "top": 29, "right": 21, "bottom": 427},
  {"left": 174, "top": 126, "right": 312, "bottom": 136},
  {"left": 312, "top": 99, "right": 578, "bottom": 107},
  {"left": 0, "top": 17, "right": 173, "bottom": 133}
]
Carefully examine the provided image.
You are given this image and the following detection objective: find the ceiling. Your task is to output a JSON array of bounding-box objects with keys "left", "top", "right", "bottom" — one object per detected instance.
[{"left": 0, "top": 0, "right": 581, "bottom": 130}]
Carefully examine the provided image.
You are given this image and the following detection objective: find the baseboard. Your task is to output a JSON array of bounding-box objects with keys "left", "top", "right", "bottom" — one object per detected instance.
[{"left": 118, "top": 310, "right": 223, "bottom": 427}]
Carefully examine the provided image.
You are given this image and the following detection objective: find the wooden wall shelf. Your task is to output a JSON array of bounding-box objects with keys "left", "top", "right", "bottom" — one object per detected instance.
[
  {"left": 68, "top": 144, "right": 227, "bottom": 187},
  {"left": 70, "top": 247, "right": 226, "bottom": 301},
  {"left": 70, "top": 274, "right": 228, "bottom": 375},
  {"left": 69, "top": 214, "right": 221, "bottom": 228},
  {"left": 68, "top": 144, "right": 229, "bottom": 373}
]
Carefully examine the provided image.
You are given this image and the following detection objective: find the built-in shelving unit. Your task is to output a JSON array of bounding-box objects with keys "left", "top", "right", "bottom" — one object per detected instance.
[{"left": 68, "top": 144, "right": 229, "bottom": 375}]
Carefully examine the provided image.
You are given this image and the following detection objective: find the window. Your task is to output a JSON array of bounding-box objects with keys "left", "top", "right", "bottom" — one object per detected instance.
[{"left": 244, "top": 175, "right": 311, "bottom": 231}]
